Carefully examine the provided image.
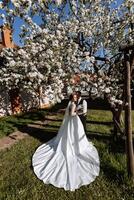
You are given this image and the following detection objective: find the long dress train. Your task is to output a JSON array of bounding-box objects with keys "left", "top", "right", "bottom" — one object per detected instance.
[{"left": 32, "top": 101, "right": 100, "bottom": 191}]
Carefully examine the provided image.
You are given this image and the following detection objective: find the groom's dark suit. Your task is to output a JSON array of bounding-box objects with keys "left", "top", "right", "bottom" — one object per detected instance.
[{"left": 76, "top": 97, "right": 87, "bottom": 133}]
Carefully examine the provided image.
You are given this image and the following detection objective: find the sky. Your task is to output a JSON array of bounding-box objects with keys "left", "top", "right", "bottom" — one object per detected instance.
[{"left": 0, "top": 0, "right": 124, "bottom": 46}]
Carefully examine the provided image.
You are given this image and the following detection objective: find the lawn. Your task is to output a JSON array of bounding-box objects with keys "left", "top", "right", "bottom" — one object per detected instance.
[
  {"left": 0, "top": 106, "right": 134, "bottom": 200},
  {"left": 0, "top": 109, "right": 48, "bottom": 138}
]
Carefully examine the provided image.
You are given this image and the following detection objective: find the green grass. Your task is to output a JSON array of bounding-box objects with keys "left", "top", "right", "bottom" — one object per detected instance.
[
  {"left": 0, "top": 99, "right": 134, "bottom": 138},
  {"left": 87, "top": 110, "right": 113, "bottom": 135},
  {"left": 0, "top": 109, "right": 48, "bottom": 138},
  {"left": 0, "top": 135, "right": 133, "bottom": 199},
  {"left": 0, "top": 108, "right": 134, "bottom": 200},
  {"left": 0, "top": 101, "right": 67, "bottom": 138}
]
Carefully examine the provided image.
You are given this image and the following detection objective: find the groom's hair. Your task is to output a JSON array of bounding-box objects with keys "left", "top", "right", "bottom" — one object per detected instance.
[
  {"left": 69, "top": 94, "right": 73, "bottom": 101},
  {"left": 77, "top": 91, "right": 81, "bottom": 96}
]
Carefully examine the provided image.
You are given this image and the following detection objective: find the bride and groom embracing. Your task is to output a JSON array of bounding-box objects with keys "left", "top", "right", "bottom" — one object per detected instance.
[{"left": 32, "top": 91, "right": 100, "bottom": 191}]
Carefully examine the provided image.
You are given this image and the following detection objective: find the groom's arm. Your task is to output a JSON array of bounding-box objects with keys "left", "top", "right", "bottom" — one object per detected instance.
[
  {"left": 83, "top": 100, "right": 87, "bottom": 116},
  {"left": 77, "top": 100, "right": 87, "bottom": 115}
]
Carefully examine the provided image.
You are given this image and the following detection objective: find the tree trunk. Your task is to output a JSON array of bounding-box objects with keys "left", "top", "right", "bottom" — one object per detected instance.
[
  {"left": 124, "top": 51, "right": 134, "bottom": 179},
  {"left": 130, "top": 50, "right": 134, "bottom": 78},
  {"left": 111, "top": 106, "right": 124, "bottom": 139}
]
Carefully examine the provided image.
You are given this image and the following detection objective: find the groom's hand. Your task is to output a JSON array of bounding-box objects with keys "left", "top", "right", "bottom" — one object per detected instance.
[{"left": 83, "top": 113, "right": 87, "bottom": 116}]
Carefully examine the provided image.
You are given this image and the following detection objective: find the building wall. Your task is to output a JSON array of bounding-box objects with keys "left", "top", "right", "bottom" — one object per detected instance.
[
  {"left": 0, "top": 26, "right": 45, "bottom": 116},
  {"left": 0, "top": 89, "right": 43, "bottom": 117}
]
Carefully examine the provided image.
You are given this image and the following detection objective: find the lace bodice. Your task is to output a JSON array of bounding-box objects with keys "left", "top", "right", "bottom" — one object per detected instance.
[{"left": 69, "top": 102, "right": 77, "bottom": 116}]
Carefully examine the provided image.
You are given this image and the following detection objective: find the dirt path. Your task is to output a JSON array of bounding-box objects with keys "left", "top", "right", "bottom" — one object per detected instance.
[
  {"left": 0, "top": 131, "right": 29, "bottom": 151},
  {"left": 0, "top": 115, "right": 57, "bottom": 151}
]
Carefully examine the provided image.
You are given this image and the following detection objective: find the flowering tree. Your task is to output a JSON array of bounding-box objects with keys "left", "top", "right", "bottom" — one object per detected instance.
[
  {"left": 0, "top": 0, "right": 133, "bottom": 103},
  {"left": 0, "top": 16, "right": 84, "bottom": 104},
  {"left": 0, "top": 0, "right": 133, "bottom": 131},
  {"left": 0, "top": 0, "right": 133, "bottom": 115},
  {"left": 0, "top": 0, "right": 133, "bottom": 112}
]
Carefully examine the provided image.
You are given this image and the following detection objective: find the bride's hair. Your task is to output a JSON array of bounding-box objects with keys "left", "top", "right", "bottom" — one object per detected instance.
[{"left": 69, "top": 93, "right": 77, "bottom": 103}]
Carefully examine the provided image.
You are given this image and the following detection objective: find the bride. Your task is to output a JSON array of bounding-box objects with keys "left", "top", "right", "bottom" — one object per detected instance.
[{"left": 32, "top": 93, "right": 100, "bottom": 191}]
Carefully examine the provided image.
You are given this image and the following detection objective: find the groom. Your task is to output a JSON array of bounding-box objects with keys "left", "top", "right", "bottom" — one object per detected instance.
[{"left": 76, "top": 91, "right": 87, "bottom": 133}]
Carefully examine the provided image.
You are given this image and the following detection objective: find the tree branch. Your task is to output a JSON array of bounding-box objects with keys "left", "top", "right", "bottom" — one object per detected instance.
[{"left": 119, "top": 43, "right": 134, "bottom": 51}]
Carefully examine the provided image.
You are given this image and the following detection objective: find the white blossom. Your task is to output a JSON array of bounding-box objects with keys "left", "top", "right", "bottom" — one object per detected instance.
[{"left": 0, "top": 0, "right": 131, "bottom": 104}]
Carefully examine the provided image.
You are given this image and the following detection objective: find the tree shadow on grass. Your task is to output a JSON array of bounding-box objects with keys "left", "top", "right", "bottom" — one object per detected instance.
[
  {"left": 96, "top": 134, "right": 132, "bottom": 185},
  {"left": 3, "top": 110, "right": 48, "bottom": 137},
  {"left": 86, "top": 131, "right": 112, "bottom": 142},
  {"left": 87, "top": 120, "right": 113, "bottom": 126},
  {"left": 38, "top": 123, "right": 113, "bottom": 143},
  {"left": 43, "top": 124, "right": 60, "bottom": 129},
  {"left": 95, "top": 138, "right": 127, "bottom": 184},
  {"left": 44, "top": 117, "right": 113, "bottom": 126},
  {"left": 108, "top": 137, "right": 126, "bottom": 153},
  {"left": 4, "top": 121, "right": 57, "bottom": 143},
  {"left": 6, "top": 112, "right": 129, "bottom": 155},
  {"left": 17, "top": 109, "right": 47, "bottom": 121},
  {"left": 7, "top": 117, "right": 113, "bottom": 145},
  {"left": 43, "top": 118, "right": 62, "bottom": 123},
  {"left": 19, "top": 125, "right": 57, "bottom": 143},
  {"left": 101, "top": 159, "right": 126, "bottom": 184}
]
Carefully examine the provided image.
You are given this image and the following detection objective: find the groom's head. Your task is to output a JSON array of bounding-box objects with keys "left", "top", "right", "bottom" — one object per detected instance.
[{"left": 76, "top": 91, "right": 81, "bottom": 99}]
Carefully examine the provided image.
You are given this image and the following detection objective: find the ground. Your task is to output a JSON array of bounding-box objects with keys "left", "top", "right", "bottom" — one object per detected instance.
[{"left": 0, "top": 104, "right": 134, "bottom": 200}]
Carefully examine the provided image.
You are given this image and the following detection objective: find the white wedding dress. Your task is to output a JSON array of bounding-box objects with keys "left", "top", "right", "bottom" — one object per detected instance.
[{"left": 32, "top": 101, "right": 100, "bottom": 191}]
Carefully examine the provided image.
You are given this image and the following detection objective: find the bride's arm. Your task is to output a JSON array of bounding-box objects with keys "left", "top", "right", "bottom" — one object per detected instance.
[{"left": 70, "top": 103, "right": 77, "bottom": 116}]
